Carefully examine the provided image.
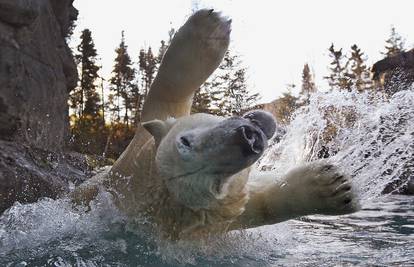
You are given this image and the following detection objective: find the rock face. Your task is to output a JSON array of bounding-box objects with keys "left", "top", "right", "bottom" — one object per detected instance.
[
  {"left": 0, "top": 140, "right": 92, "bottom": 213},
  {"left": 0, "top": 0, "right": 78, "bottom": 151},
  {"left": 372, "top": 49, "right": 414, "bottom": 96},
  {"left": 0, "top": 0, "right": 82, "bottom": 213},
  {"left": 372, "top": 49, "right": 414, "bottom": 79},
  {"left": 371, "top": 50, "right": 414, "bottom": 194}
]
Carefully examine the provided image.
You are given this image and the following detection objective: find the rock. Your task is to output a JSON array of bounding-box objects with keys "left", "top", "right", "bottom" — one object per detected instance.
[
  {"left": 372, "top": 49, "right": 414, "bottom": 96},
  {"left": 0, "top": 0, "right": 39, "bottom": 27},
  {"left": 0, "top": 0, "right": 80, "bottom": 213},
  {"left": 0, "top": 0, "right": 77, "bottom": 151},
  {"left": 371, "top": 50, "right": 414, "bottom": 194},
  {"left": 382, "top": 162, "right": 414, "bottom": 195},
  {"left": 372, "top": 49, "right": 414, "bottom": 78},
  {"left": 0, "top": 140, "right": 92, "bottom": 213}
]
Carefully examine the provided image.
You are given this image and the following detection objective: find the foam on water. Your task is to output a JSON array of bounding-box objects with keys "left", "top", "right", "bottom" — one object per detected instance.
[{"left": 0, "top": 88, "right": 413, "bottom": 266}]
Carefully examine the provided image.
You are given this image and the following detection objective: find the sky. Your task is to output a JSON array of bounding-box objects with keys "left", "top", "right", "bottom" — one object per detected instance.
[{"left": 71, "top": 0, "right": 414, "bottom": 103}]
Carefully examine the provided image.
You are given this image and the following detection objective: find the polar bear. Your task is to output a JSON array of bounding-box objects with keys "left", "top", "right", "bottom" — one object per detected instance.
[{"left": 73, "top": 9, "right": 358, "bottom": 239}]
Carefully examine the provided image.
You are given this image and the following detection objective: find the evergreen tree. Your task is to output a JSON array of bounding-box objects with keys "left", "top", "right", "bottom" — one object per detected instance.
[
  {"left": 69, "top": 83, "right": 83, "bottom": 118},
  {"left": 346, "top": 44, "right": 372, "bottom": 92},
  {"left": 192, "top": 74, "right": 223, "bottom": 115},
  {"left": 157, "top": 40, "right": 168, "bottom": 64},
  {"left": 325, "top": 44, "right": 351, "bottom": 91},
  {"left": 192, "top": 83, "right": 213, "bottom": 114},
  {"left": 135, "top": 33, "right": 175, "bottom": 123},
  {"left": 109, "top": 31, "right": 136, "bottom": 126},
  {"left": 382, "top": 26, "right": 405, "bottom": 57},
  {"left": 129, "top": 82, "right": 143, "bottom": 125},
  {"left": 209, "top": 51, "right": 259, "bottom": 116},
  {"left": 70, "top": 29, "right": 101, "bottom": 118},
  {"left": 138, "top": 49, "right": 147, "bottom": 96},
  {"left": 78, "top": 29, "right": 101, "bottom": 117},
  {"left": 300, "top": 63, "right": 316, "bottom": 101},
  {"left": 273, "top": 88, "right": 299, "bottom": 124},
  {"left": 138, "top": 47, "right": 157, "bottom": 96},
  {"left": 69, "top": 28, "right": 106, "bottom": 156},
  {"left": 197, "top": 51, "right": 261, "bottom": 116},
  {"left": 144, "top": 47, "right": 157, "bottom": 93},
  {"left": 157, "top": 28, "right": 175, "bottom": 64},
  {"left": 226, "top": 67, "right": 259, "bottom": 115}
]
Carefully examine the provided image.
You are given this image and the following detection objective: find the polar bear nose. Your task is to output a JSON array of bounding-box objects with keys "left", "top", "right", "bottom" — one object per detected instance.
[
  {"left": 237, "top": 125, "right": 264, "bottom": 155},
  {"left": 243, "top": 110, "right": 276, "bottom": 139}
]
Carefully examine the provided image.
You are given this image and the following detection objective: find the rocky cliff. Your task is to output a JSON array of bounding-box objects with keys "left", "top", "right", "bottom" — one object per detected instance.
[
  {"left": 0, "top": 0, "right": 78, "bottom": 150},
  {"left": 372, "top": 49, "right": 414, "bottom": 96},
  {"left": 0, "top": 0, "right": 92, "bottom": 213}
]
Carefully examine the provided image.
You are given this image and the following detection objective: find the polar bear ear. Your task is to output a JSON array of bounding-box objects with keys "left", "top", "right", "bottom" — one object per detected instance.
[{"left": 142, "top": 118, "right": 175, "bottom": 145}]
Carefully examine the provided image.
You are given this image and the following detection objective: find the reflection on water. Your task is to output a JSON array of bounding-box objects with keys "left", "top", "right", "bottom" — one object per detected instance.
[
  {"left": 0, "top": 89, "right": 413, "bottom": 266},
  {"left": 277, "top": 195, "right": 414, "bottom": 266}
]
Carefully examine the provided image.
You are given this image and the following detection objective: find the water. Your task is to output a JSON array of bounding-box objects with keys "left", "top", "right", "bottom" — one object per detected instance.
[{"left": 1, "top": 88, "right": 413, "bottom": 266}]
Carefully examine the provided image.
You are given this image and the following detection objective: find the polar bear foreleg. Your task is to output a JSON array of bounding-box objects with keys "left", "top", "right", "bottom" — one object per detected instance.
[{"left": 230, "top": 161, "right": 359, "bottom": 229}]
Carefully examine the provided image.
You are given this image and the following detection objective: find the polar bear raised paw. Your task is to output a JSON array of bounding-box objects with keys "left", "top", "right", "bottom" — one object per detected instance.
[
  {"left": 164, "top": 8, "right": 231, "bottom": 85},
  {"left": 142, "top": 9, "right": 231, "bottom": 121}
]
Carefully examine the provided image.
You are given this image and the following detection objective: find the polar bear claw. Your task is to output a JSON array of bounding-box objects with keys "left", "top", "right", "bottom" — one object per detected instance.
[{"left": 275, "top": 161, "right": 359, "bottom": 217}]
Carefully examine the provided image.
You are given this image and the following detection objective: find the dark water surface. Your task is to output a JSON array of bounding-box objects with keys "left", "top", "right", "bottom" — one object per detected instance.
[{"left": 0, "top": 195, "right": 412, "bottom": 266}]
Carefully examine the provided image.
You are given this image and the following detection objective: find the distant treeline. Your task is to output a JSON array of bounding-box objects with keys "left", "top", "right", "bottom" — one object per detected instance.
[
  {"left": 264, "top": 26, "right": 409, "bottom": 125},
  {"left": 68, "top": 26, "right": 409, "bottom": 159}
]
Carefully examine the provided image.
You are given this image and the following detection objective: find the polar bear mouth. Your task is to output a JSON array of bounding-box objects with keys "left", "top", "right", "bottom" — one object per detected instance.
[{"left": 167, "top": 166, "right": 207, "bottom": 181}]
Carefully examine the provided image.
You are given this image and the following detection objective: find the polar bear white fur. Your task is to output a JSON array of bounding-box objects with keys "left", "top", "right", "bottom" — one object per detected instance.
[{"left": 72, "top": 9, "right": 359, "bottom": 240}]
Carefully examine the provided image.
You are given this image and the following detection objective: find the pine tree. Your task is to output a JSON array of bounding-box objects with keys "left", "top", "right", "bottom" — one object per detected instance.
[
  {"left": 346, "top": 44, "right": 372, "bottom": 92},
  {"left": 109, "top": 31, "right": 136, "bottom": 126},
  {"left": 211, "top": 52, "right": 232, "bottom": 116},
  {"left": 134, "top": 33, "right": 175, "bottom": 123},
  {"left": 78, "top": 29, "right": 101, "bottom": 117},
  {"left": 70, "top": 29, "right": 101, "bottom": 118},
  {"left": 192, "top": 83, "right": 213, "bottom": 114},
  {"left": 129, "top": 82, "right": 143, "bottom": 125},
  {"left": 157, "top": 28, "right": 175, "bottom": 64},
  {"left": 225, "top": 68, "right": 259, "bottom": 115},
  {"left": 68, "top": 29, "right": 108, "bottom": 156},
  {"left": 209, "top": 51, "right": 259, "bottom": 116},
  {"left": 382, "top": 26, "right": 405, "bottom": 58},
  {"left": 138, "top": 47, "right": 157, "bottom": 96},
  {"left": 325, "top": 44, "right": 351, "bottom": 91},
  {"left": 157, "top": 40, "right": 168, "bottom": 64},
  {"left": 69, "top": 84, "right": 83, "bottom": 118},
  {"left": 273, "top": 88, "right": 299, "bottom": 124},
  {"left": 144, "top": 47, "right": 156, "bottom": 93},
  {"left": 191, "top": 74, "right": 223, "bottom": 115},
  {"left": 300, "top": 63, "right": 316, "bottom": 102}
]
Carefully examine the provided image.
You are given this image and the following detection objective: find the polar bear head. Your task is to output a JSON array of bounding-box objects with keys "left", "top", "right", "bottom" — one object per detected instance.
[{"left": 142, "top": 110, "right": 276, "bottom": 210}]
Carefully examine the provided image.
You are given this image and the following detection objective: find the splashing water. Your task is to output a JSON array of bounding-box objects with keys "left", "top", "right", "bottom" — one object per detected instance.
[
  {"left": 260, "top": 88, "right": 414, "bottom": 199},
  {"left": 0, "top": 89, "right": 413, "bottom": 266}
]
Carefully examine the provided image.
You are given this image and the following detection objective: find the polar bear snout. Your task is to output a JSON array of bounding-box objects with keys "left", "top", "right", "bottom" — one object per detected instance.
[{"left": 237, "top": 124, "right": 265, "bottom": 156}]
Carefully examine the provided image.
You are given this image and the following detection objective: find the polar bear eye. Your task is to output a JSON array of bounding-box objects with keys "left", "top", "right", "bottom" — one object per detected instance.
[{"left": 180, "top": 136, "right": 191, "bottom": 148}]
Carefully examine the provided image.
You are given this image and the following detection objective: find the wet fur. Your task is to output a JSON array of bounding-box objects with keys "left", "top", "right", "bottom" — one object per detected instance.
[{"left": 72, "top": 9, "right": 359, "bottom": 240}]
